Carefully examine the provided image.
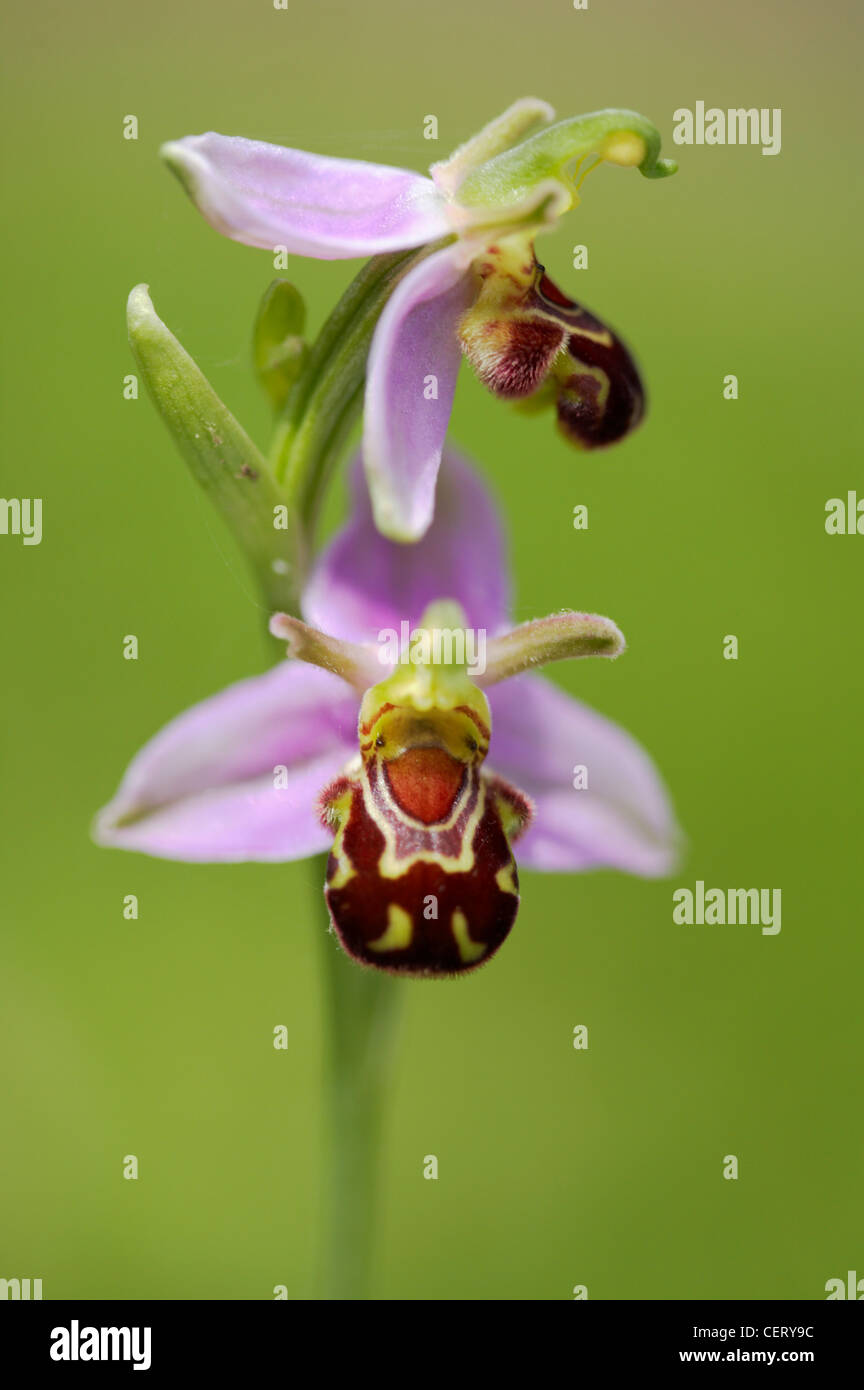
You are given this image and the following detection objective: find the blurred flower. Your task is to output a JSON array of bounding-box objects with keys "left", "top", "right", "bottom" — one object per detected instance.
[
  {"left": 96, "top": 453, "right": 680, "bottom": 975},
  {"left": 162, "top": 99, "right": 675, "bottom": 539}
]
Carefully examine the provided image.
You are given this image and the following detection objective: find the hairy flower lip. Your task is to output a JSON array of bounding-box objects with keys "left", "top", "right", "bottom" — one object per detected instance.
[{"left": 459, "top": 312, "right": 567, "bottom": 400}]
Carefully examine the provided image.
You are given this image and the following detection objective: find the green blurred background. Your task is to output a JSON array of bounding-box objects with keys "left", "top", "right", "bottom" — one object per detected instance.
[{"left": 2, "top": 0, "right": 861, "bottom": 1300}]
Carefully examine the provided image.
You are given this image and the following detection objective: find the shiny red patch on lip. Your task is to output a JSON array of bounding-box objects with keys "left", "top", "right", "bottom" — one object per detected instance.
[{"left": 384, "top": 747, "right": 465, "bottom": 824}]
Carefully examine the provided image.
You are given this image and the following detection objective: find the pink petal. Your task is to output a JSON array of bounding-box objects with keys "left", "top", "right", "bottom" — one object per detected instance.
[
  {"left": 303, "top": 450, "right": 511, "bottom": 641},
  {"left": 161, "top": 134, "right": 451, "bottom": 259},
  {"left": 363, "top": 244, "right": 477, "bottom": 540},
  {"left": 487, "top": 675, "right": 681, "bottom": 876},
  {"left": 95, "top": 662, "right": 357, "bottom": 862}
]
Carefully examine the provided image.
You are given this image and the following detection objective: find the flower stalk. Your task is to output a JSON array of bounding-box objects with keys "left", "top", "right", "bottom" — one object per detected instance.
[
  {"left": 270, "top": 246, "right": 435, "bottom": 528},
  {"left": 316, "top": 867, "right": 401, "bottom": 1300}
]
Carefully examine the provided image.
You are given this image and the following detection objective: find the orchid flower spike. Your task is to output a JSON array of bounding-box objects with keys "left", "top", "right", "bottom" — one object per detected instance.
[
  {"left": 161, "top": 100, "right": 676, "bottom": 539},
  {"left": 96, "top": 452, "right": 681, "bottom": 978}
]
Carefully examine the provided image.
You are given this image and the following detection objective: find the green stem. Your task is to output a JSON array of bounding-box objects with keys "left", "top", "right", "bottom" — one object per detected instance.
[
  {"left": 269, "top": 244, "right": 439, "bottom": 531},
  {"left": 311, "top": 854, "right": 402, "bottom": 1300}
]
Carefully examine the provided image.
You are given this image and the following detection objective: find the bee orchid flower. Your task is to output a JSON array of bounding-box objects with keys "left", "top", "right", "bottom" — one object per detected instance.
[
  {"left": 162, "top": 99, "right": 676, "bottom": 540},
  {"left": 96, "top": 453, "right": 680, "bottom": 976}
]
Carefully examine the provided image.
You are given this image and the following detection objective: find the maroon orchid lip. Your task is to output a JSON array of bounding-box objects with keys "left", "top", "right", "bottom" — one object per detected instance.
[
  {"left": 322, "top": 747, "right": 530, "bottom": 977},
  {"left": 322, "top": 781, "right": 522, "bottom": 977},
  {"left": 459, "top": 257, "right": 645, "bottom": 447},
  {"left": 532, "top": 269, "right": 646, "bottom": 448},
  {"left": 384, "top": 746, "right": 466, "bottom": 825}
]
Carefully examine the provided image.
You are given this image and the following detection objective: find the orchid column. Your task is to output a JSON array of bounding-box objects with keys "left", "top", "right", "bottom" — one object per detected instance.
[{"left": 100, "top": 100, "right": 679, "bottom": 1299}]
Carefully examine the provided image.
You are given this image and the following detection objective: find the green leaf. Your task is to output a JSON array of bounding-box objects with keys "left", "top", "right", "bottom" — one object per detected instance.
[
  {"left": 252, "top": 279, "right": 308, "bottom": 412},
  {"left": 127, "top": 284, "right": 307, "bottom": 616}
]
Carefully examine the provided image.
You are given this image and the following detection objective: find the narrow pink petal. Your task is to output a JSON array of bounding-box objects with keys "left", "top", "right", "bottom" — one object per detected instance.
[
  {"left": 487, "top": 675, "right": 681, "bottom": 876},
  {"left": 95, "top": 662, "right": 357, "bottom": 862},
  {"left": 363, "top": 244, "right": 477, "bottom": 540},
  {"left": 162, "top": 134, "right": 451, "bottom": 258},
  {"left": 302, "top": 450, "right": 510, "bottom": 641}
]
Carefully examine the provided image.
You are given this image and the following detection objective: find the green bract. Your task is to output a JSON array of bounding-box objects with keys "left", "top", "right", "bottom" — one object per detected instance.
[{"left": 127, "top": 284, "right": 304, "bottom": 616}]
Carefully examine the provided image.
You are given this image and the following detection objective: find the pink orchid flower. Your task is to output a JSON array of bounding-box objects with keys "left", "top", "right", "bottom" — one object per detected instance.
[
  {"left": 162, "top": 99, "right": 675, "bottom": 540},
  {"left": 96, "top": 453, "right": 680, "bottom": 976}
]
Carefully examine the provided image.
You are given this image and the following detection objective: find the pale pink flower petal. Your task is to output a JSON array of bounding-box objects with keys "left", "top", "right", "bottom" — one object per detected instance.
[
  {"left": 303, "top": 450, "right": 510, "bottom": 642},
  {"left": 487, "top": 674, "right": 681, "bottom": 876},
  {"left": 363, "top": 244, "right": 476, "bottom": 540},
  {"left": 162, "top": 133, "right": 451, "bottom": 258},
  {"left": 95, "top": 662, "right": 357, "bottom": 861}
]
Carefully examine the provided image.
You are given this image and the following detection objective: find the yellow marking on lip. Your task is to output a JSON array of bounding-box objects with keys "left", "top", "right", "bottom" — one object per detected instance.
[
  {"left": 452, "top": 909, "right": 487, "bottom": 964},
  {"left": 369, "top": 904, "right": 414, "bottom": 952},
  {"left": 325, "top": 785, "right": 357, "bottom": 891},
  {"left": 561, "top": 360, "right": 610, "bottom": 414},
  {"left": 568, "top": 325, "right": 614, "bottom": 349},
  {"left": 495, "top": 863, "right": 518, "bottom": 897},
  {"left": 369, "top": 767, "right": 485, "bottom": 880}
]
